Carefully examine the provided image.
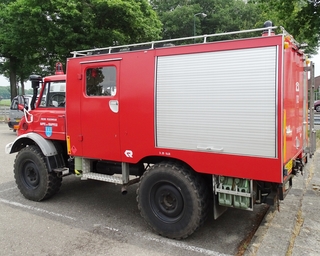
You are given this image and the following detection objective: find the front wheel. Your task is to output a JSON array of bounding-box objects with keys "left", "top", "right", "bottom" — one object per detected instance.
[
  {"left": 137, "top": 161, "right": 209, "bottom": 239},
  {"left": 14, "top": 145, "right": 62, "bottom": 201},
  {"left": 316, "top": 105, "right": 320, "bottom": 112}
]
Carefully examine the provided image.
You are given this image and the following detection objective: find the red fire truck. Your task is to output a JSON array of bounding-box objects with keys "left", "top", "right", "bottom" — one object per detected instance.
[{"left": 5, "top": 22, "right": 317, "bottom": 239}]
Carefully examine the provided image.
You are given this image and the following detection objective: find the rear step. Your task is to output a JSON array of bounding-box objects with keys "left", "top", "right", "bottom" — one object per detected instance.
[
  {"left": 81, "top": 172, "right": 124, "bottom": 184},
  {"left": 79, "top": 158, "right": 140, "bottom": 194}
]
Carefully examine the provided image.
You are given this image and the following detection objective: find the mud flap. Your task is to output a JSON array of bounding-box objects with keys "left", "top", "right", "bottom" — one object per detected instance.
[
  {"left": 278, "top": 174, "right": 294, "bottom": 200},
  {"left": 213, "top": 193, "right": 227, "bottom": 219},
  {"left": 213, "top": 175, "right": 227, "bottom": 219}
]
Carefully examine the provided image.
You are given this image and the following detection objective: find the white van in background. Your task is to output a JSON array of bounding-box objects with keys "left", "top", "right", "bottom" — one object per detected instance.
[{"left": 8, "top": 95, "right": 33, "bottom": 131}]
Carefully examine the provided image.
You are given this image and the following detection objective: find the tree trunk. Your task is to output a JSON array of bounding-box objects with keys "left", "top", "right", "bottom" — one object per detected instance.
[
  {"left": 20, "top": 80, "right": 25, "bottom": 95},
  {"left": 9, "top": 57, "right": 17, "bottom": 100}
]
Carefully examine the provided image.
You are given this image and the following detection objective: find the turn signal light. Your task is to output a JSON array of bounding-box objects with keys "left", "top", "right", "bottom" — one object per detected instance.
[
  {"left": 284, "top": 42, "right": 290, "bottom": 49},
  {"left": 285, "top": 35, "right": 292, "bottom": 41}
]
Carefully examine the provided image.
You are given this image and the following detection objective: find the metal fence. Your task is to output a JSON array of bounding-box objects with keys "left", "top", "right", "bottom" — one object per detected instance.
[
  {"left": 0, "top": 106, "right": 9, "bottom": 122},
  {"left": 309, "top": 113, "right": 320, "bottom": 125}
]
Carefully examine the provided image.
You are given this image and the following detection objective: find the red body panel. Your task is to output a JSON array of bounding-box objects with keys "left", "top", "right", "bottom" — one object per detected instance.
[
  {"left": 21, "top": 109, "right": 66, "bottom": 140},
  {"left": 65, "top": 35, "right": 298, "bottom": 183},
  {"left": 283, "top": 43, "right": 305, "bottom": 164},
  {"left": 19, "top": 34, "right": 306, "bottom": 184}
]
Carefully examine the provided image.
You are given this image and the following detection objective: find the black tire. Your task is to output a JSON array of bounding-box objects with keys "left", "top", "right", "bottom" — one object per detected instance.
[
  {"left": 316, "top": 105, "right": 320, "bottom": 112},
  {"left": 14, "top": 145, "right": 62, "bottom": 201},
  {"left": 136, "top": 161, "right": 209, "bottom": 239}
]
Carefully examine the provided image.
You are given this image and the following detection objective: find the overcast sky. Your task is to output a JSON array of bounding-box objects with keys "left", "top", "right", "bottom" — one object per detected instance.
[
  {"left": 0, "top": 75, "right": 9, "bottom": 87},
  {"left": 310, "top": 55, "right": 320, "bottom": 76},
  {"left": 0, "top": 74, "right": 31, "bottom": 89},
  {"left": 1, "top": 53, "right": 320, "bottom": 89}
]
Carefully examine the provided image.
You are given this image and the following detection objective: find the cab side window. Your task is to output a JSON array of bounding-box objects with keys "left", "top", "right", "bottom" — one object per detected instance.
[
  {"left": 86, "top": 66, "right": 116, "bottom": 96},
  {"left": 39, "top": 81, "right": 66, "bottom": 108}
]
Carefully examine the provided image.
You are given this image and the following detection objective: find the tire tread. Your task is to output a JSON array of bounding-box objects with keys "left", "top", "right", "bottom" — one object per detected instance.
[
  {"left": 14, "top": 145, "right": 62, "bottom": 201},
  {"left": 137, "top": 160, "right": 209, "bottom": 239}
]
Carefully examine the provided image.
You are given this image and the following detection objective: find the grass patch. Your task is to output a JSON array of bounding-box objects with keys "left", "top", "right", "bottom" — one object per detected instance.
[
  {"left": 308, "top": 129, "right": 320, "bottom": 140},
  {"left": 0, "top": 99, "right": 11, "bottom": 107},
  {"left": 316, "top": 131, "right": 320, "bottom": 148}
]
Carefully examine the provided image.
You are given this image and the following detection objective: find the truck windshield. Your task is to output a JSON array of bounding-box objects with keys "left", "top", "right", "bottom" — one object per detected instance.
[{"left": 39, "top": 81, "right": 66, "bottom": 108}]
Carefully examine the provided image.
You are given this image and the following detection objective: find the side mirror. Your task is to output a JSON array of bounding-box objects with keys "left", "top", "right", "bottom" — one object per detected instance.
[{"left": 18, "top": 104, "right": 25, "bottom": 111}]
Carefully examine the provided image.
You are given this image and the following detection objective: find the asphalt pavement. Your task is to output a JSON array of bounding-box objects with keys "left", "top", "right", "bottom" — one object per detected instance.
[
  {"left": 1, "top": 120, "right": 319, "bottom": 256},
  {"left": 0, "top": 123, "right": 267, "bottom": 256},
  {"left": 245, "top": 144, "right": 320, "bottom": 255}
]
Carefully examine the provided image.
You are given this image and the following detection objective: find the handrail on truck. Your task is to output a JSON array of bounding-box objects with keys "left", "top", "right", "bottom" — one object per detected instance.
[{"left": 70, "top": 26, "right": 281, "bottom": 57}]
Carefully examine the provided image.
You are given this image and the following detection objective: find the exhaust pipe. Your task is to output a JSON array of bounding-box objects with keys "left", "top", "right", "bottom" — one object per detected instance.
[
  {"left": 121, "top": 186, "right": 128, "bottom": 195},
  {"left": 120, "top": 177, "right": 140, "bottom": 195}
]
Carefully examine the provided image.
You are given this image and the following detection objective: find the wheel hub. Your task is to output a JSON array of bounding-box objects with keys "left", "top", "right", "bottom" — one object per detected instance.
[
  {"left": 22, "top": 163, "right": 40, "bottom": 188},
  {"left": 160, "top": 192, "right": 176, "bottom": 210},
  {"left": 151, "top": 183, "right": 184, "bottom": 223}
]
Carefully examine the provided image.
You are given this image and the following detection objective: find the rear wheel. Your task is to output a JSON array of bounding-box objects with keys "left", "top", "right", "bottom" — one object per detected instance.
[
  {"left": 137, "top": 161, "right": 209, "bottom": 239},
  {"left": 14, "top": 145, "right": 62, "bottom": 201},
  {"left": 316, "top": 105, "right": 320, "bottom": 112}
]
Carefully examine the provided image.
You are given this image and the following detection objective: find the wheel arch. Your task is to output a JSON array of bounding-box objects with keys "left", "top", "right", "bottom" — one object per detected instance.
[
  {"left": 140, "top": 156, "right": 193, "bottom": 169},
  {"left": 139, "top": 156, "right": 212, "bottom": 182},
  {"left": 6, "top": 132, "right": 58, "bottom": 156}
]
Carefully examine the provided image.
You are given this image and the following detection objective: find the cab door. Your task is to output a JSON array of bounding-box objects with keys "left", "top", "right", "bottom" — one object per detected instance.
[{"left": 80, "top": 59, "right": 121, "bottom": 161}]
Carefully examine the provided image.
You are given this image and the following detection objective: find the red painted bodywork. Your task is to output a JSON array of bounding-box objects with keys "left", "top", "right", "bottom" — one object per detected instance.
[
  {"left": 283, "top": 41, "right": 306, "bottom": 164},
  {"left": 19, "top": 34, "right": 308, "bottom": 184}
]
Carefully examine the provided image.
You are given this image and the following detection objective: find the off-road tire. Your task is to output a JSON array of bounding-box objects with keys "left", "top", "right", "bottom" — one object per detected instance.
[
  {"left": 136, "top": 161, "right": 209, "bottom": 239},
  {"left": 14, "top": 145, "right": 62, "bottom": 201}
]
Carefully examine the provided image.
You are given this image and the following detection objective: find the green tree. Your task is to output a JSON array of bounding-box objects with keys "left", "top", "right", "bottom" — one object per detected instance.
[
  {"left": 151, "top": 0, "right": 263, "bottom": 41},
  {"left": 248, "top": 0, "right": 320, "bottom": 55},
  {"left": 0, "top": 0, "right": 162, "bottom": 99},
  {"left": 152, "top": 0, "right": 320, "bottom": 54},
  {"left": 160, "top": 5, "right": 202, "bottom": 39},
  {"left": 200, "top": 0, "right": 262, "bottom": 39},
  {"left": 0, "top": 86, "right": 11, "bottom": 99}
]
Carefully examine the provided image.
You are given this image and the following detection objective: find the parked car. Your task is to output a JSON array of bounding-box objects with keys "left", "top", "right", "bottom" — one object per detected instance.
[
  {"left": 315, "top": 100, "right": 320, "bottom": 112},
  {"left": 8, "top": 95, "right": 33, "bottom": 131}
]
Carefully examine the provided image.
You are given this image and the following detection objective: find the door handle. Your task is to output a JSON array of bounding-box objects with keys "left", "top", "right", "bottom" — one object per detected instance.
[{"left": 109, "top": 100, "right": 119, "bottom": 113}]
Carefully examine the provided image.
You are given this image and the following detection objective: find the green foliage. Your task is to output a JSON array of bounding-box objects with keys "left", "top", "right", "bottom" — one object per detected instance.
[
  {"left": 0, "top": 86, "right": 32, "bottom": 99},
  {"left": 248, "top": 0, "right": 320, "bottom": 55},
  {"left": 0, "top": 0, "right": 162, "bottom": 98},
  {"left": 151, "top": 0, "right": 265, "bottom": 41},
  {"left": 161, "top": 5, "right": 202, "bottom": 39},
  {"left": 0, "top": 86, "right": 11, "bottom": 99},
  {"left": 201, "top": 0, "right": 263, "bottom": 40},
  {"left": 152, "top": 0, "right": 320, "bottom": 54}
]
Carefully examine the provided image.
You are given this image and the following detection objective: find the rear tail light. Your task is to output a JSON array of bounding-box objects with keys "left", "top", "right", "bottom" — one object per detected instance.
[{"left": 22, "top": 122, "right": 28, "bottom": 130}]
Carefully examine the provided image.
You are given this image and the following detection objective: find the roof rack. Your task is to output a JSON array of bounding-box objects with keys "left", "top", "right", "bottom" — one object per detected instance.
[
  {"left": 279, "top": 26, "right": 303, "bottom": 48},
  {"left": 70, "top": 26, "right": 279, "bottom": 58}
]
